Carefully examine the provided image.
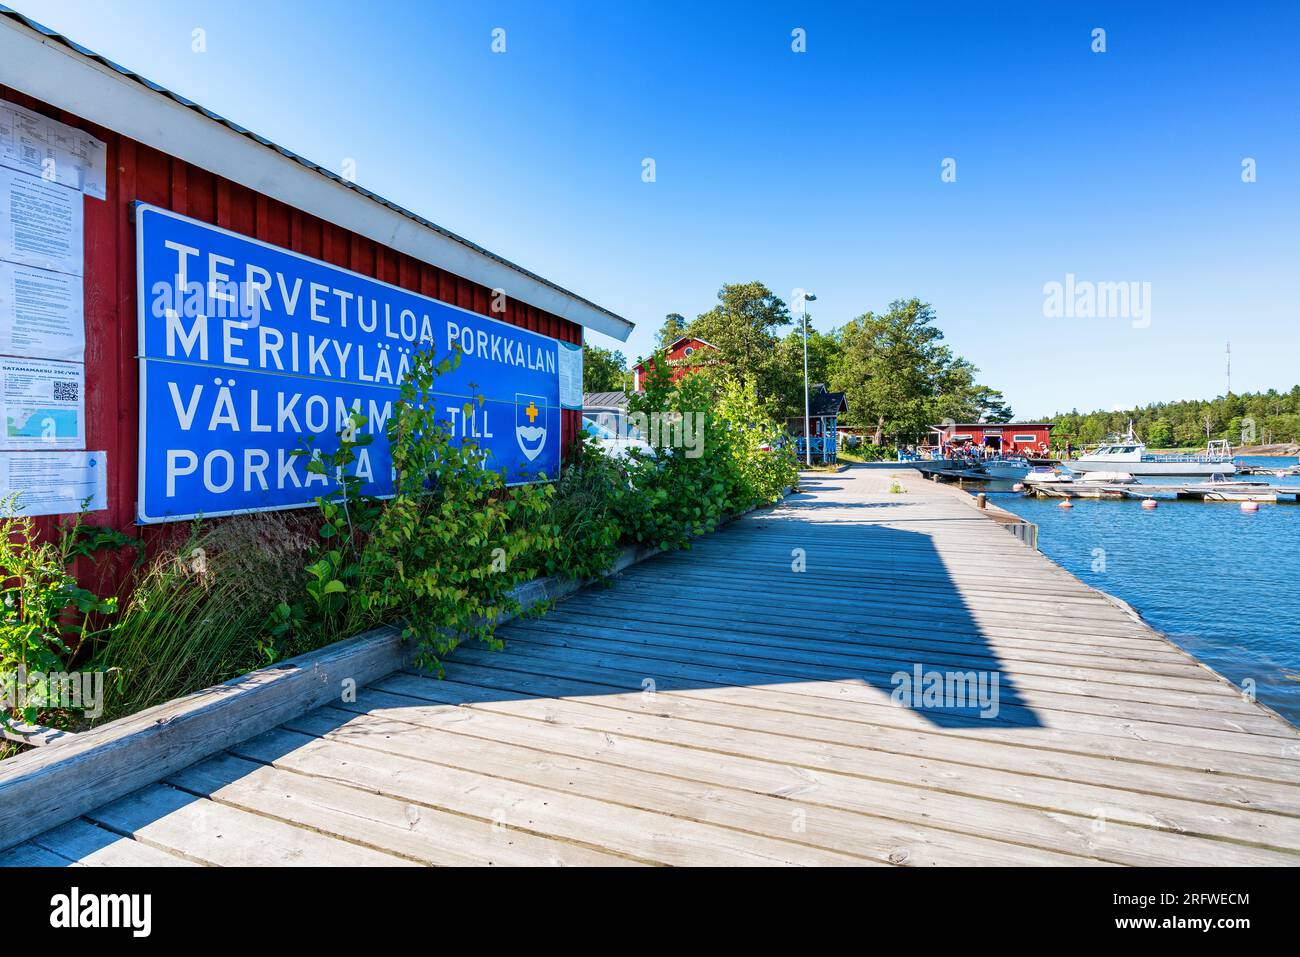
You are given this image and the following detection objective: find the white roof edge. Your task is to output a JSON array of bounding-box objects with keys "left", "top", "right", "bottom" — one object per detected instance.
[{"left": 0, "top": 14, "right": 634, "bottom": 342}]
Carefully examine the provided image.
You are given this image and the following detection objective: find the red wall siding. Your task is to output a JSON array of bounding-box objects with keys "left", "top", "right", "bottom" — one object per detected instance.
[
  {"left": 632, "top": 337, "right": 719, "bottom": 387},
  {"left": 1, "top": 87, "right": 583, "bottom": 582},
  {"left": 942, "top": 426, "right": 1053, "bottom": 452}
]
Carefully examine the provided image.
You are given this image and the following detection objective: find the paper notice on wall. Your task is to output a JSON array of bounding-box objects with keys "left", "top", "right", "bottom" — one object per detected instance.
[
  {"left": 0, "top": 357, "right": 84, "bottom": 449},
  {"left": 0, "top": 450, "right": 106, "bottom": 516},
  {"left": 0, "top": 261, "right": 84, "bottom": 361},
  {"left": 0, "top": 100, "right": 107, "bottom": 199},
  {"left": 0, "top": 167, "right": 84, "bottom": 276},
  {"left": 559, "top": 340, "right": 584, "bottom": 410}
]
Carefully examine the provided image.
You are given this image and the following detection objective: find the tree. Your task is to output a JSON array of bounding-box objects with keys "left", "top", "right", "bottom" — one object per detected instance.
[
  {"left": 582, "top": 344, "right": 629, "bottom": 393},
  {"left": 768, "top": 315, "right": 842, "bottom": 419},
  {"left": 974, "top": 387, "right": 1014, "bottom": 423},
  {"left": 1040, "top": 385, "right": 1300, "bottom": 449},
  {"left": 833, "top": 299, "right": 947, "bottom": 443},
  {"left": 688, "top": 282, "right": 791, "bottom": 398},
  {"left": 1146, "top": 419, "right": 1174, "bottom": 448},
  {"left": 656, "top": 313, "right": 688, "bottom": 351}
]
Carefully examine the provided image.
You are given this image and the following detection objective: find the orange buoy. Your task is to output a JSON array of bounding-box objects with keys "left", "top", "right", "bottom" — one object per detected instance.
[
  {"left": 1058, "top": 499, "right": 1073, "bottom": 509},
  {"left": 1012, "top": 482, "right": 1024, "bottom": 492},
  {"left": 1141, "top": 498, "right": 1158, "bottom": 509}
]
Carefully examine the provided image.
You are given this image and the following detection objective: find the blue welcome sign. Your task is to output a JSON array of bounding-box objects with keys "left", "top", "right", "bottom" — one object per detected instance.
[{"left": 135, "top": 204, "right": 562, "bottom": 523}]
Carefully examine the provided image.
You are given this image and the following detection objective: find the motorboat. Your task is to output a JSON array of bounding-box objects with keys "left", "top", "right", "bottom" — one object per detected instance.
[
  {"left": 1025, "top": 465, "right": 1072, "bottom": 484},
  {"left": 1070, "top": 421, "right": 1236, "bottom": 476},
  {"left": 979, "top": 455, "right": 1032, "bottom": 480},
  {"left": 1072, "top": 471, "right": 1137, "bottom": 484}
]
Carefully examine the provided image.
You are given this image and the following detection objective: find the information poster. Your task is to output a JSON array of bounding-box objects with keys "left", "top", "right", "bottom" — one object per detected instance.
[
  {"left": 0, "top": 100, "right": 107, "bottom": 199},
  {"left": 0, "top": 261, "right": 84, "bottom": 361},
  {"left": 0, "top": 450, "right": 106, "bottom": 516},
  {"left": 0, "top": 97, "right": 93, "bottom": 516},
  {"left": 0, "top": 357, "right": 85, "bottom": 449},
  {"left": 559, "top": 340, "right": 584, "bottom": 410},
  {"left": 0, "top": 167, "right": 84, "bottom": 276}
]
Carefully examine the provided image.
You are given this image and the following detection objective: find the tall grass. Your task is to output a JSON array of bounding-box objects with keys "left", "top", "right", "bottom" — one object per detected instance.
[{"left": 91, "top": 512, "right": 313, "bottom": 721}]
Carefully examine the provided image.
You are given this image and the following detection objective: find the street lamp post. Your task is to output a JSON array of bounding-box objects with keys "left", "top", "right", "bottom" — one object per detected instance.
[{"left": 800, "top": 293, "right": 817, "bottom": 467}]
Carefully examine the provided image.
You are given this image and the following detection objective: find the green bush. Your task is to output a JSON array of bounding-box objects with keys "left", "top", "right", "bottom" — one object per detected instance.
[
  {"left": 617, "top": 356, "right": 729, "bottom": 550},
  {"left": 614, "top": 355, "right": 795, "bottom": 551},
  {"left": 1, "top": 505, "right": 135, "bottom": 727},
  {"left": 281, "top": 346, "right": 554, "bottom": 673},
  {"left": 715, "top": 376, "right": 798, "bottom": 509},
  {"left": 524, "top": 434, "right": 628, "bottom": 583}
]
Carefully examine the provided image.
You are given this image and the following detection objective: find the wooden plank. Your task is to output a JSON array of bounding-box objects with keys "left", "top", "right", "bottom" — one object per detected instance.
[
  {"left": 332, "top": 688, "right": 1300, "bottom": 864},
  {"left": 85, "top": 783, "right": 412, "bottom": 867},
  {"left": 372, "top": 668, "right": 1300, "bottom": 810},
  {"left": 551, "top": 597, "right": 1195, "bottom": 662},
  {"left": 31, "top": 819, "right": 197, "bottom": 867},
  {"left": 523, "top": 608, "right": 1215, "bottom": 680},
  {"left": 508, "top": 615, "right": 1259, "bottom": 709},
  {"left": 449, "top": 649, "right": 1296, "bottom": 781},
  {"left": 0, "top": 842, "right": 77, "bottom": 867},
  {"left": 442, "top": 639, "right": 1300, "bottom": 761},
  {"left": 494, "top": 625, "right": 1275, "bottom": 730},
  {"left": 231, "top": 729, "right": 873, "bottom": 866},
  {"left": 281, "top": 706, "right": 1113, "bottom": 866},
  {"left": 167, "top": 752, "right": 637, "bottom": 866}
]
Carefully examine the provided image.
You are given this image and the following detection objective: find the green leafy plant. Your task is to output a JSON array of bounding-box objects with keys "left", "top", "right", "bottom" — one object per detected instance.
[
  {"left": 618, "top": 353, "right": 729, "bottom": 551},
  {"left": 1, "top": 500, "right": 136, "bottom": 726},
  {"left": 523, "top": 434, "right": 628, "bottom": 582},
  {"left": 282, "top": 346, "right": 554, "bottom": 673},
  {"left": 616, "top": 353, "right": 791, "bottom": 553},
  {"left": 714, "top": 377, "right": 797, "bottom": 509}
]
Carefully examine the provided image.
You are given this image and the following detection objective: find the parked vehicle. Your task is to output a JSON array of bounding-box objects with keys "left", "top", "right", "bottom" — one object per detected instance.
[{"left": 582, "top": 414, "right": 652, "bottom": 460}]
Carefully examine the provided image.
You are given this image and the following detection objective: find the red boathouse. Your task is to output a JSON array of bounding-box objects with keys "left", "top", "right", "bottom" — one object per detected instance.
[{"left": 928, "top": 421, "right": 1055, "bottom": 455}]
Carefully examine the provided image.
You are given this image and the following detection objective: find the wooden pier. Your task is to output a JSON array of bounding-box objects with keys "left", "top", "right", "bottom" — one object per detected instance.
[
  {"left": 1024, "top": 480, "right": 1300, "bottom": 503},
  {"left": 4, "top": 467, "right": 1300, "bottom": 866}
]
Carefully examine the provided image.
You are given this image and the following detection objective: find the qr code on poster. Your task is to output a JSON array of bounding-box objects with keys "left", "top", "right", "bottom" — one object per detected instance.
[{"left": 53, "top": 380, "right": 79, "bottom": 402}]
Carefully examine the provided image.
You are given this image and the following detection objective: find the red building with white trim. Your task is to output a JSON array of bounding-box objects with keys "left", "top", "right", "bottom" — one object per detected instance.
[
  {"left": 632, "top": 336, "right": 719, "bottom": 390},
  {"left": 928, "top": 421, "right": 1055, "bottom": 455}
]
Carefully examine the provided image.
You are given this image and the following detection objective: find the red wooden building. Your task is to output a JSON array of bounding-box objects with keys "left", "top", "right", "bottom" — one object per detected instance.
[
  {"left": 631, "top": 336, "right": 719, "bottom": 390},
  {"left": 927, "top": 421, "right": 1055, "bottom": 455},
  {"left": 0, "top": 10, "right": 631, "bottom": 577}
]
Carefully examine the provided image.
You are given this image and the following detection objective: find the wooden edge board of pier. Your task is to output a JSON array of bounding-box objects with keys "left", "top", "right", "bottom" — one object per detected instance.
[{"left": 3, "top": 466, "right": 1298, "bottom": 866}]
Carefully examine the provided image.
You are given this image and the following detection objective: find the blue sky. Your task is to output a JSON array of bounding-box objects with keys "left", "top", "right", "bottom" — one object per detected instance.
[{"left": 17, "top": 0, "right": 1299, "bottom": 417}]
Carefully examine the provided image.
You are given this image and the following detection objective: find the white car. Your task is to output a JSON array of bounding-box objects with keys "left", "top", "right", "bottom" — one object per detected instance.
[{"left": 582, "top": 413, "right": 653, "bottom": 460}]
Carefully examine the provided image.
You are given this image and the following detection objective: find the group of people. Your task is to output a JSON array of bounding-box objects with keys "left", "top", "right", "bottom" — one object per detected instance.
[{"left": 898, "top": 440, "right": 1078, "bottom": 462}]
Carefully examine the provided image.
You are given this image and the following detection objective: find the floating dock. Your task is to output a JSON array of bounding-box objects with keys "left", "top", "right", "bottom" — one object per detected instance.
[{"left": 1023, "top": 481, "right": 1300, "bottom": 503}]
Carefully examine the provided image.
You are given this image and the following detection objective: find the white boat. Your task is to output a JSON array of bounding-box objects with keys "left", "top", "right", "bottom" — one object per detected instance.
[
  {"left": 1026, "top": 465, "right": 1072, "bottom": 484},
  {"left": 1073, "top": 471, "right": 1137, "bottom": 484},
  {"left": 1070, "top": 421, "right": 1236, "bottom": 476},
  {"left": 980, "top": 456, "right": 1032, "bottom": 480}
]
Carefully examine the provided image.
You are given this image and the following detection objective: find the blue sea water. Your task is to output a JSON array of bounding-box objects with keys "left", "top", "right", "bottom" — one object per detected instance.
[{"left": 977, "top": 457, "right": 1300, "bottom": 727}]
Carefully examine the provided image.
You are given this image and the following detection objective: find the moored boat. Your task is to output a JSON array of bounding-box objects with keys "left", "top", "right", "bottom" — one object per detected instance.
[
  {"left": 980, "top": 455, "right": 1032, "bottom": 480},
  {"left": 1025, "top": 465, "right": 1073, "bottom": 484},
  {"left": 1070, "top": 421, "right": 1236, "bottom": 476},
  {"left": 1073, "top": 471, "right": 1137, "bottom": 484}
]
